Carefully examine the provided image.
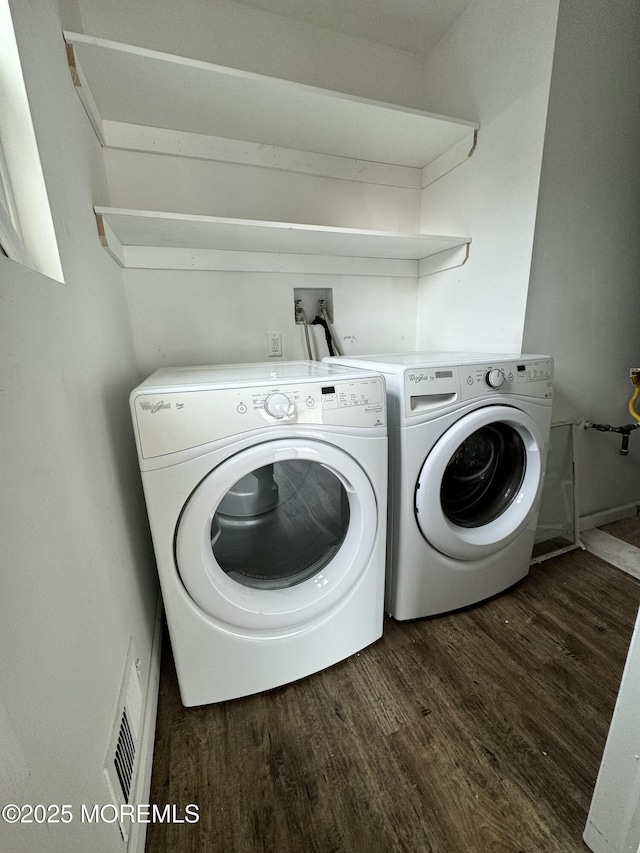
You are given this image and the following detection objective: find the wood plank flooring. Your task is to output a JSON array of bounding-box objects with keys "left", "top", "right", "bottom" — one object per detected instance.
[{"left": 145, "top": 546, "right": 640, "bottom": 853}]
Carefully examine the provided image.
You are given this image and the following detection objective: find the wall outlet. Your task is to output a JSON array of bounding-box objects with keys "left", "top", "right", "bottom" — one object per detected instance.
[{"left": 267, "top": 332, "right": 282, "bottom": 358}]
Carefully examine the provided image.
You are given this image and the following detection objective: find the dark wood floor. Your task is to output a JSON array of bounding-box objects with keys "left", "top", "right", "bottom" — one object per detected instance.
[{"left": 145, "top": 543, "right": 640, "bottom": 853}]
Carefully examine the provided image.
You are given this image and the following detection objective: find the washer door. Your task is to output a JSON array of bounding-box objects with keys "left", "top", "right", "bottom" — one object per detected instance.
[
  {"left": 176, "top": 439, "right": 378, "bottom": 632},
  {"left": 415, "top": 406, "right": 544, "bottom": 560}
]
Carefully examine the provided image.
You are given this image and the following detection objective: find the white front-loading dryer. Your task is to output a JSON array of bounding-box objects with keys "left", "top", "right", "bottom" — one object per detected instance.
[
  {"left": 325, "top": 352, "right": 553, "bottom": 619},
  {"left": 130, "top": 361, "right": 387, "bottom": 705}
]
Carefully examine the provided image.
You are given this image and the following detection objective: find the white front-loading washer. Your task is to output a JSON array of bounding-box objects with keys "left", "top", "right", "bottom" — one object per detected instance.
[
  {"left": 325, "top": 352, "right": 553, "bottom": 619},
  {"left": 130, "top": 361, "right": 387, "bottom": 705}
]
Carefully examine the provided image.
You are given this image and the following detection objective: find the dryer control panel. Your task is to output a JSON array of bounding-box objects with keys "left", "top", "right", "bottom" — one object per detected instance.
[
  {"left": 132, "top": 376, "right": 386, "bottom": 458},
  {"left": 403, "top": 358, "right": 553, "bottom": 419}
]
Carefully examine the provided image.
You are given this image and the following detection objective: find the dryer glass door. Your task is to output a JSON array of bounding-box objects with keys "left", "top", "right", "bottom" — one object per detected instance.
[
  {"left": 211, "top": 459, "right": 349, "bottom": 590},
  {"left": 415, "top": 405, "right": 544, "bottom": 560},
  {"left": 175, "top": 438, "right": 378, "bottom": 634}
]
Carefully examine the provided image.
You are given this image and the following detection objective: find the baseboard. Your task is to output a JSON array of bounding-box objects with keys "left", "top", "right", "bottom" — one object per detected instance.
[
  {"left": 579, "top": 503, "right": 639, "bottom": 533},
  {"left": 127, "top": 593, "right": 163, "bottom": 853},
  {"left": 583, "top": 819, "right": 616, "bottom": 853},
  {"left": 581, "top": 529, "right": 640, "bottom": 582}
]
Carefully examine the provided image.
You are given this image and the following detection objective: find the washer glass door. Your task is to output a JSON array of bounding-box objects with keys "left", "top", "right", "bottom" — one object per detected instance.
[
  {"left": 440, "top": 422, "right": 526, "bottom": 528},
  {"left": 176, "top": 438, "right": 378, "bottom": 634},
  {"left": 415, "top": 405, "right": 544, "bottom": 560}
]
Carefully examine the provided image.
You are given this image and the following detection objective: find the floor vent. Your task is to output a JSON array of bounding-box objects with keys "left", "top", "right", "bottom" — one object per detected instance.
[
  {"left": 114, "top": 707, "right": 135, "bottom": 804},
  {"left": 104, "top": 641, "right": 143, "bottom": 843}
]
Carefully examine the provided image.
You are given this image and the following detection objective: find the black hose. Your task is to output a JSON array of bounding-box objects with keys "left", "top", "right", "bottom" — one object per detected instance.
[{"left": 311, "top": 316, "right": 335, "bottom": 356}]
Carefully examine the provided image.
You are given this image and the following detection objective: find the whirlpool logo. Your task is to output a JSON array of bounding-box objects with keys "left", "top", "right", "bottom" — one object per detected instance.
[
  {"left": 407, "top": 373, "right": 429, "bottom": 383},
  {"left": 139, "top": 400, "right": 171, "bottom": 413}
]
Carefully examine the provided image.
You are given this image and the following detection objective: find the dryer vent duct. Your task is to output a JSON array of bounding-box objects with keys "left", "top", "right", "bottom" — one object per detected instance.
[{"left": 104, "top": 640, "right": 143, "bottom": 842}]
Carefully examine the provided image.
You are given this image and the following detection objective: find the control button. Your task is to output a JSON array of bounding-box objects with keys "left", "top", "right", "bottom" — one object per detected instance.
[
  {"left": 236, "top": 403, "right": 247, "bottom": 414},
  {"left": 508, "top": 372, "right": 515, "bottom": 382},
  {"left": 306, "top": 396, "right": 315, "bottom": 408},
  {"left": 466, "top": 376, "right": 474, "bottom": 385},
  {"left": 264, "top": 392, "right": 293, "bottom": 419},
  {"left": 486, "top": 368, "right": 505, "bottom": 389}
]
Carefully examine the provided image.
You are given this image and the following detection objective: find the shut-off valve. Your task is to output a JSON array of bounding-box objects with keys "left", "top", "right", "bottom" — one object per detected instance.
[{"left": 583, "top": 369, "right": 640, "bottom": 455}]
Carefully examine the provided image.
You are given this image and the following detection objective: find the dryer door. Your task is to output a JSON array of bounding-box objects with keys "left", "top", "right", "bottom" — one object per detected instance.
[
  {"left": 175, "top": 438, "right": 378, "bottom": 634},
  {"left": 415, "top": 405, "right": 544, "bottom": 560}
]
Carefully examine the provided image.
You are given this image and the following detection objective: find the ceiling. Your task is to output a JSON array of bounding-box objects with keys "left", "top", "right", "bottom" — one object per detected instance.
[{"left": 231, "top": 0, "right": 473, "bottom": 57}]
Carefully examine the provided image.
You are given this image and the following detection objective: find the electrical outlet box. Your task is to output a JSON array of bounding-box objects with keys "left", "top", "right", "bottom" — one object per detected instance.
[
  {"left": 267, "top": 332, "right": 282, "bottom": 358},
  {"left": 630, "top": 368, "right": 640, "bottom": 385}
]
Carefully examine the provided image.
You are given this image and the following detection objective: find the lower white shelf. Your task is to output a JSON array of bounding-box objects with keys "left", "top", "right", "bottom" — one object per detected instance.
[{"left": 95, "top": 207, "right": 471, "bottom": 276}]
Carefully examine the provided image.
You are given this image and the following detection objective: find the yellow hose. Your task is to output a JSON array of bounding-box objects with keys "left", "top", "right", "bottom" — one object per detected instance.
[{"left": 629, "top": 382, "right": 640, "bottom": 423}]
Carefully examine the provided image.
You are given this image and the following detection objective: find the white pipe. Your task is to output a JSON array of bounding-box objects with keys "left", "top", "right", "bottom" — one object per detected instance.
[{"left": 295, "top": 303, "right": 314, "bottom": 360}]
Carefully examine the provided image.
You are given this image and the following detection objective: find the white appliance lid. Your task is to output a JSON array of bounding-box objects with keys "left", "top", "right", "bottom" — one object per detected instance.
[
  {"left": 329, "top": 351, "right": 549, "bottom": 368},
  {"left": 136, "top": 360, "right": 376, "bottom": 390}
]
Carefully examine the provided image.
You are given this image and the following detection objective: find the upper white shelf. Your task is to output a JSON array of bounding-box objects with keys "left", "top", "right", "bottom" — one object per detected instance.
[
  {"left": 94, "top": 207, "right": 471, "bottom": 277},
  {"left": 64, "top": 31, "right": 478, "bottom": 171}
]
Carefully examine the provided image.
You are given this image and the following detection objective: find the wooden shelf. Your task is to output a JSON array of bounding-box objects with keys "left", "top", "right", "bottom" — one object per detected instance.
[
  {"left": 64, "top": 31, "right": 478, "bottom": 178},
  {"left": 95, "top": 208, "right": 471, "bottom": 276},
  {"left": 67, "top": 32, "right": 476, "bottom": 276}
]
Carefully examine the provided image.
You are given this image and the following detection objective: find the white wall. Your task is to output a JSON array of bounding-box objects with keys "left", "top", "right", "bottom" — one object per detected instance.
[
  {"left": 77, "top": 0, "right": 562, "bottom": 373},
  {"left": 584, "top": 607, "right": 640, "bottom": 853},
  {"left": 125, "top": 271, "right": 418, "bottom": 375},
  {"left": 76, "top": 0, "right": 428, "bottom": 110},
  {"left": 74, "top": 0, "right": 429, "bottom": 371},
  {"left": 523, "top": 0, "right": 640, "bottom": 519},
  {"left": 0, "top": 1, "right": 158, "bottom": 851},
  {"left": 102, "top": 150, "right": 421, "bottom": 234},
  {"left": 110, "top": 151, "right": 421, "bottom": 369},
  {"left": 416, "top": 0, "right": 560, "bottom": 353}
]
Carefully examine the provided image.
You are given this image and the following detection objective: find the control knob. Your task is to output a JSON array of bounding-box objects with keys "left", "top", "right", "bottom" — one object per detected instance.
[
  {"left": 486, "top": 368, "right": 505, "bottom": 389},
  {"left": 264, "top": 392, "right": 293, "bottom": 419}
]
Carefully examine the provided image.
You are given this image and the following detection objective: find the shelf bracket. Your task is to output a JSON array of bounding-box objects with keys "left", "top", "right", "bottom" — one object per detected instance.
[
  {"left": 66, "top": 43, "right": 80, "bottom": 88},
  {"left": 95, "top": 212, "right": 125, "bottom": 267},
  {"left": 418, "top": 242, "right": 470, "bottom": 278},
  {"left": 421, "top": 130, "right": 478, "bottom": 189},
  {"left": 64, "top": 36, "right": 106, "bottom": 146}
]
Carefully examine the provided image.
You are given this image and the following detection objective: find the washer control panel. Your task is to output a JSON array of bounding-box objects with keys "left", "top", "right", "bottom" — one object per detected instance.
[
  {"left": 403, "top": 358, "right": 553, "bottom": 419},
  {"left": 461, "top": 359, "right": 553, "bottom": 400},
  {"left": 132, "top": 375, "right": 386, "bottom": 458}
]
